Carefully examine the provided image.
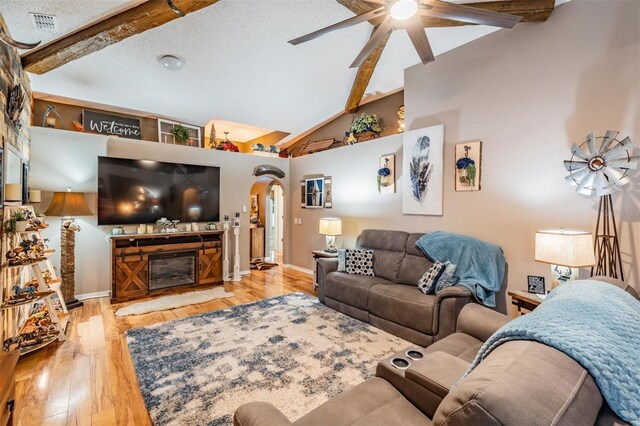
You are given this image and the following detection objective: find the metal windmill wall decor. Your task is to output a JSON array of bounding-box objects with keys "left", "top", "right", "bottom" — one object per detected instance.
[{"left": 564, "top": 131, "right": 638, "bottom": 280}]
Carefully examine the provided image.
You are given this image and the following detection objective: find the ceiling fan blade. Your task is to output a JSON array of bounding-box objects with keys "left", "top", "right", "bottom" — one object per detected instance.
[
  {"left": 350, "top": 15, "right": 393, "bottom": 69},
  {"left": 563, "top": 160, "right": 588, "bottom": 172},
  {"left": 421, "top": 0, "right": 522, "bottom": 28},
  {"left": 289, "top": 6, "right": 386, "bottom": 45},
  {"left": 585, "top": 132, "right": 597, "bottom": 157},
  {"left": 363, "top": 0, "right": 384, "bottom": 4},
  {"left": 404, "top": 16, "right": 435, "bottom": 65},
  {"left": 597, "top": 130, "right": 619, "bottom": 156}
]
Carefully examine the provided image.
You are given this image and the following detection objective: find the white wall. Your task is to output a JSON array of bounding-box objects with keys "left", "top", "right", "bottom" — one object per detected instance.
[
  {"left": 288, "top": 0, "right": 640, "bottom": 295},
  {"left": 30, "top": 127, "right": 289, "bottom": 296}
]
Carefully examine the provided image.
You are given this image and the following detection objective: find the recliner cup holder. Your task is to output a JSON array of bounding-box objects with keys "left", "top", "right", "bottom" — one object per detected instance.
[
  {"left": 406, "top": 350, "right": 424, "bottom": 360},
  {"left": 391, "top": 357, "right": 410, "bottom": 370}
]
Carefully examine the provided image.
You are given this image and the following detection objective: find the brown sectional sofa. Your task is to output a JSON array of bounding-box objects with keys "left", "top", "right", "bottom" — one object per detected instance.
[
  {"left": 317, "top": 229, "right": 507, "bottom": 347},
  {"left": 235, "top": 277, "right": 637, "bottom": 426}
]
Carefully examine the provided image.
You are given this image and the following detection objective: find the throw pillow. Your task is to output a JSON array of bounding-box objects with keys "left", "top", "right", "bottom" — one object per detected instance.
[
  {"left": 345, "top": 249, "right": 374, "bottom": 276},
  {"left": 435, "top": 262, "right": 458, "bottom": 294},
  {"left": 418, "top": 261, "right": 446, "bottom": 295},
  {"left": 337, "top": 249, "right": 346, "bottom": 272}
]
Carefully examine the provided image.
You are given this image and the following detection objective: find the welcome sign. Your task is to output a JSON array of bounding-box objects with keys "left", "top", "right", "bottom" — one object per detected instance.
[{"left": 83, "top": 110, "right": 142, "bottom": 139}]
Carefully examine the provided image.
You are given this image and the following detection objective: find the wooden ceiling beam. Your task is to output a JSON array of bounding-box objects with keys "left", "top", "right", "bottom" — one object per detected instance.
[
  {"left": 21, "top": 0, "right": 220, "bottom": 74},
  {"left": 344, "top": 27, "right": 391, "bottom": 113}
]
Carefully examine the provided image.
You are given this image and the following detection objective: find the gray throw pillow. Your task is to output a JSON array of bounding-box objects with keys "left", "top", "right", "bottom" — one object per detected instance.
[
  {"left": 435, "top": 262, "right": 458, "bottom": 294},
  {"left": 345, "top": 249, "right": 374, "bottom": 276},
  {"left": 418, "top": 261, "right": 446, "bottom": 294},
  {"left": 337, "top": 249, "right": 346, "bottom": 272}
]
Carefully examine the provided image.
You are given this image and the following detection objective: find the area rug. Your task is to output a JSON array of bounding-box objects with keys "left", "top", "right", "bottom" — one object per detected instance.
[
  {"left": 250, "top": 260, "right": 278, "bottom": 270},
  {"left": 125, "top": 292, "right": 409, "bottom": 425},
  {"left": 115, "top": 287, "right": 234, "bottom": 317}
]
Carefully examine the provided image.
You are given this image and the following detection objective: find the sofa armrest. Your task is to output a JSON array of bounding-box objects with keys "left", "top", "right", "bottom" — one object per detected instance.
[
  {"left": 234, "top": 402, "right": 293, "bottom": 426},
  {"left": 432, "top": 286, "right": 473, "bottom": 338},
  {"left": 405, "top": 351, "right": 470, "bottom": 398},
  {"left": 456, "top": 303, "right": 511, "bottom": 342},
  {"left": 316, "top": 258, "right": 338, "bottom": 303}
]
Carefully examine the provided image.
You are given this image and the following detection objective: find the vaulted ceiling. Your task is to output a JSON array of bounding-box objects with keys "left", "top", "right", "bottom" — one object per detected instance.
[{"left": 2, "top": 0, "right": 565, "bottom": 140}]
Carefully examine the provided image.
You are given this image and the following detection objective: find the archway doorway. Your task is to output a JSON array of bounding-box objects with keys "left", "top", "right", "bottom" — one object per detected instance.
[{"left": 249, "top": 177, "right": 285, "bottom": 265}]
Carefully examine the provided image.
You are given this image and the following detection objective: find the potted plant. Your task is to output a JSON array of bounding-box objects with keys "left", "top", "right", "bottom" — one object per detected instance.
[
  {"left": 350, "top": 113, "right": 384, "bottom": 143},
  {"left": 171, "top": 124, "right": 191, "bottom": 145},
  {"left": 11, "top": 210, "right": 29, "bottom": 232},
  {"left": 456, "top": 150, "right": 477, "bottom": 188}
]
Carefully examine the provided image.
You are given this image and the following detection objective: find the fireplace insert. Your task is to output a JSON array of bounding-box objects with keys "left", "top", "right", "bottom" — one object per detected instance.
[{"left": 148, "top": 251, "right": 196, "bottom": 290}]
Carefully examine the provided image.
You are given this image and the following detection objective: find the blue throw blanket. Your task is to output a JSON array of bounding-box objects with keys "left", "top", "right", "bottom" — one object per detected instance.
[
  {"left": 465, "top": 280, "right": 640, "bottom": 425},
  {"left": 415, "top": 231, "right": 506, "bottom": 307}
]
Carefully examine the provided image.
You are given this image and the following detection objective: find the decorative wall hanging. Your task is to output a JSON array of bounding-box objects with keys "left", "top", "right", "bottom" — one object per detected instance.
[
  {"left": 563, "top": 130, "right": 638, "bottom": 280},
  {"left": 397, "top": 105, "right": 405, "bottom": 133},
  {"left": 253, "top": 165, "right": 285, "bottom": 179},
  {"left": 300, "top": 176, "right": 332, "bottom": 208},
  {"left": 158, "top": 118, "right": 201, "bottom": 146},
  {"left": 0, "top": 27, "right": 40, "bottom": 49},
  {"left": 84, "top": 109, "right": 142, "bottom": 139},
  {"left": 304, "top": 177, "right": 324, "bottom": 208},
  {"left": 455, "top": 141, "right": 482, "bottom": 191},
  {"left": 6, "top": 85, "right": 25, "bottom": 129},
  {"left": 402, "top": 125, "right": 444, "bottom": 216},
  {"left": 378, "top": 154, "right": 395, "bottom": 194}
]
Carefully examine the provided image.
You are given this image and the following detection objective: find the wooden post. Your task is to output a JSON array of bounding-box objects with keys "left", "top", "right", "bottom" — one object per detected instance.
[{"left": 233, "top": 225, "right": 241, "bottom": 282}]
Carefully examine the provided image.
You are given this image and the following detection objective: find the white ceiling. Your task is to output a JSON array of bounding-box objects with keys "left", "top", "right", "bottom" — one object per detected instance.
[{"left": 2, "top": 0, "right": 559, "bottom": 138}]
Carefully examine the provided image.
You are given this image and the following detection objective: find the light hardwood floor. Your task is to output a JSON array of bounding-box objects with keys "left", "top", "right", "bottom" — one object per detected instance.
[{"left": 14, "top": 266, "right": 314, "bottom": 426}]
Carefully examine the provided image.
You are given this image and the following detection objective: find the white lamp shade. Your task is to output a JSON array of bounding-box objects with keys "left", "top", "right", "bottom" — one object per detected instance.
[
  {"left": 4, "top": 183, "right": 22, "bottom": 202},
  {"left": 29, "top": 189, "right": 42, "bottom": 203},
  {"left": 319, "top": 218, "right": 342, "bottom": 236},
  {"left": 535, "top": 230, "right": 596, "bottom": 268}
]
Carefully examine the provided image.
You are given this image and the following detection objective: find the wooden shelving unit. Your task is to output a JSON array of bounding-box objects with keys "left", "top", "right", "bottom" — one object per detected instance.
[{"left": 1, "top": 205, "right": 69, "bottom": 355}]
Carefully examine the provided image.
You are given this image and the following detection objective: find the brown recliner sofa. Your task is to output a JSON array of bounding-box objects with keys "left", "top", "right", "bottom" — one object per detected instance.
[
  {"left": 235, "top": 278, "right": 637, "bottom": 426},
  {"left": 316, "top": 229, "right": 507, "bottom": 347}
]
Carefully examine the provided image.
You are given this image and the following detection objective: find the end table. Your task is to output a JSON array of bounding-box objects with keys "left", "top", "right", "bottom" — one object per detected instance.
[
  {"left": 508, "top": 290, "right": 545, "bottom": 315},
  {"left": 311, "top": 250, "right": 338, "bottom": 290}
]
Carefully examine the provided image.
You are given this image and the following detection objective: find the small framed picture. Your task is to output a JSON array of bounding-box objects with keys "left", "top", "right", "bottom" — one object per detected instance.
[
  {"left": 304, "top": 177, "right": 324, "bottom": 208},
  {"left": 527, "top": 275, "right": 546, "bottom": 295}
]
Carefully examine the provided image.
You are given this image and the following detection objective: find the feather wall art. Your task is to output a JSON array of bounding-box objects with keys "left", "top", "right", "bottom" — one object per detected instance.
[{"left": 402, "top": 125, "right": 444, "bottom": 216}]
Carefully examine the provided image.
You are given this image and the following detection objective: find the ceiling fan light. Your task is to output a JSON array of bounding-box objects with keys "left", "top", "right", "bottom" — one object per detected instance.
[
  {"left": 390, "top": 0, "right": 418, "bottom": 21},
  {"left": 157, "top": 54, "right": 185, "bottom": 71}
]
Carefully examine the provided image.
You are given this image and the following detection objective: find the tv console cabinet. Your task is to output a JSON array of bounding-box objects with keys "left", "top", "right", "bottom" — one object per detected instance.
[{"left": 110, "top": 230, "right": 224, "bottom": 303}]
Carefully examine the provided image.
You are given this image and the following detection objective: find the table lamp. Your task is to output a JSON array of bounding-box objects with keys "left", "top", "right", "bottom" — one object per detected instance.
[
  {"left": 319, "top": 218, "right": 342, "bottom": 253},
  {"left": 44, "top": 188, "right": 93, "bottom": 309},
  {"left": 535, "top": 229, "right": 596, "bottom": 290}
]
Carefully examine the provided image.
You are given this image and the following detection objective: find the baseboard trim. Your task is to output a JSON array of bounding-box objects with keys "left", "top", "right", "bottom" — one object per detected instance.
[
  {"left": 284, "top": 264, "right": 313, "bottom": 275},
  {"left": 240, "top": 270, "right": 251, "bottom": 276},
  {"left": 76, "top": 291, "right": 111, "bottom": 301}
]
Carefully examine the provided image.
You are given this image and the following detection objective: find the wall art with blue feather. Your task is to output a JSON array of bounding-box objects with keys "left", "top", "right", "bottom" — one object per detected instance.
[{"left": 402, "top": 125, "right": 444, "bottom": 215}]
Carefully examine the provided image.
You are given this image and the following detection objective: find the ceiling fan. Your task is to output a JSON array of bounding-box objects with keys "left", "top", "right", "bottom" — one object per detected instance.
[
  {"left": 290, "top": 0, "right": 523, "bottom": 69},
  {"left": 289, "top": 0, "right": 522, "bottom": 68}
]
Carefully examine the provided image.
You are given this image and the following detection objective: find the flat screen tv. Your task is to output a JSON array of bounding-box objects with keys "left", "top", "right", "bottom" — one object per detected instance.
[{"left": 97, "top": 156, "right": 220, "bottom": 225}]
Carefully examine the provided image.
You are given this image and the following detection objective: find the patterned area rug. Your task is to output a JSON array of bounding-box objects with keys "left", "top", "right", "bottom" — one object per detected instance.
[{"left": 126, "top": 292, "right": 409, "bottom": 425}]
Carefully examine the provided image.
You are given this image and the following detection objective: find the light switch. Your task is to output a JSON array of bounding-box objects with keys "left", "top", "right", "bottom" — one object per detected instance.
[{"left": 242, "top": 205, "right": 247, "bottom": 213}]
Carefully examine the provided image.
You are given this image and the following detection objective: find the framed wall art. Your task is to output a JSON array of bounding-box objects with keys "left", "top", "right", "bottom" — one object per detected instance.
[
  {"left": 378, "top": 154, "right": 395, "bottom": 194},
  {"left": 455, "top": 141, "right": 482, "bottom": 191},
  {"left": 402, "top": 125, "right": 444, "bottom": 216},
  {"left": 305, "top": 177, "right": 324, "bottom": 208}
]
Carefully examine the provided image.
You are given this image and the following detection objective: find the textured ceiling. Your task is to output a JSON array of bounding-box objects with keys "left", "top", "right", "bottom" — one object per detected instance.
[{"left": 2, "top": 0, "right": 562, "bottom": 137}]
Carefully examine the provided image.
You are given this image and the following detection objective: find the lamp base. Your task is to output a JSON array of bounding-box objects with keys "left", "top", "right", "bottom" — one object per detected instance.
[
  {"left": 65, "top": 298, "right": 84, "bottom": 310},
  {"left": 325, "top": 235, "right": 337, "bottom": 253},
  {"left": 550, "top": 265, "right": 579, "bottom": 290}
]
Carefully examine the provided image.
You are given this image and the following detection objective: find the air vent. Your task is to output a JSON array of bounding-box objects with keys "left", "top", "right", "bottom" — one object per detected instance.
[{"left": 29, "top": 13, "right": 58, "bottom": 32}]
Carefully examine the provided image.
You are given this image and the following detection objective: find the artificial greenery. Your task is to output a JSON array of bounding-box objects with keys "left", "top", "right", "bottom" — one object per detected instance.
[
  {"left": 350, "top": 113, "right": 384, "bottom": 134},
  {"left": 4, "top": 210, "right": 28, "bottom": 235},
  {"left": 171, "top": 124, "right": 191, "bottom": 143}
]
